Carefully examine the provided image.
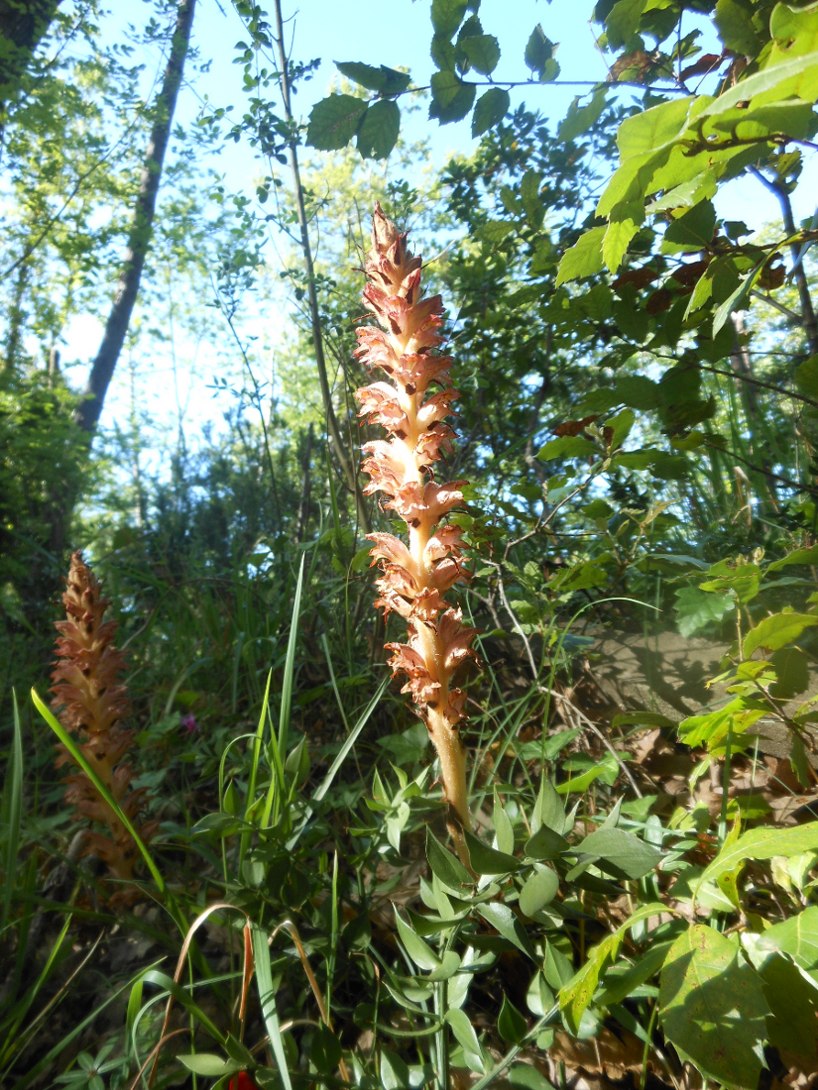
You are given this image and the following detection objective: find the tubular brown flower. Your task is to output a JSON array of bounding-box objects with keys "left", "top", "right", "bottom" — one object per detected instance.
[
  {"left": 51, "top": 551, "right": 156, "bottom": 899},
  {"left": 355, "top": 205, "right": 478, "bottom": 862}
]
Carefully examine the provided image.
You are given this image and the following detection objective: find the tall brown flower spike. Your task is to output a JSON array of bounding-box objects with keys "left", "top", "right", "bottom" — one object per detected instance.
[
  {"left": 51, "top": 551, "right": 155, "bottom": 899},
  {"left": 355, "top": 205, "right": 478, "bottom": 863}
]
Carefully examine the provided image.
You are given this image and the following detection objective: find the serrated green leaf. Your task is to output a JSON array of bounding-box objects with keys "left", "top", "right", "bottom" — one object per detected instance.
[
  {"left": 559, "top": 87, "right": 607, "bottom": 140},
  {"left": 756, "top": 907, "right": 818, "bottom": 969},
  {"left": 697, "top": 822, "right": 818, "bottom": 895},
  {"left": 663, "top": 201, "right": 716, "bottom": 252},
  {"left": 555, "top": 225, "right": 606, "bottom": 285},
  {"left": 429, "top": 70, "right": 476, "bottom": 123},
  {"left": 334, "top": 61, "right": 411, "bottom": 95},
  {"left": 659, "top": 926, "right": 767, "bottom": 1088},
  {"left": 472, "top": 87, "right": 509, "bottom": 136},
  {"left": 432, "top": 0, "right": 468, "bottom": 37},
  {"left": 458, "top": 33, "right": 500, "bottom": 75},
  {"left": 559, "top": 901, "right": 665, "bottom": 1032},
  {"left": 743, "top": 610, "right": 818, "bottom": 657},
  {"left": 306, "top": 93, "right": 367, "bottom": 150},
  {"left": 602, "top": 207, "right": 642, "bottom": 272},
  {"left": 605, "top": 0, "right": 648, "bottom": 48},
  {"left": 356, "top": 99, "right": 400, "bottom": 159},
  {"left": 524, "top": 24, "right": 555, "bottom": 79},
  {"left": 537, "top": 435, "right": 597, "bottom": 460},
  {"left": 715, "top": 0, "right": 762, "bottom": 55},
  {"left": 675, "top": 585, "right": 733, "bottom": 638}
]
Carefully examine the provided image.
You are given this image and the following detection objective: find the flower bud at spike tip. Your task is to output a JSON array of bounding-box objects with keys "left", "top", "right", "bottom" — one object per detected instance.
[{"left": 355, "top": 205, "right": 479, "bottom": 866}]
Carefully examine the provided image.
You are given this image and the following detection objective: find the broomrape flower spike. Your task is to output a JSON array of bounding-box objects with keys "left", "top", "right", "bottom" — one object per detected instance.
[
  {"left": 355, "top": 205, "right": 478, "bottom": 866},
  {"left": 51, "top": 551, "right": 156, "bottom": 900}
]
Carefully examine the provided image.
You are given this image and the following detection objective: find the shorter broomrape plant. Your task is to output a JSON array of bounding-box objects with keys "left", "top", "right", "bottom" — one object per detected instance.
[
  {"left": 355, "top": 205, "right": 478, "bottom": 864},
  {"left": 51, "top": 551, "right": 156, "bottom": 901}
]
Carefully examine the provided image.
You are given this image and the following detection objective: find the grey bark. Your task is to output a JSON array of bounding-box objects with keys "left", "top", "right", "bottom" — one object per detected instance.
[{"left": 75, "top": 0, "right": 196, "bottom": 433}]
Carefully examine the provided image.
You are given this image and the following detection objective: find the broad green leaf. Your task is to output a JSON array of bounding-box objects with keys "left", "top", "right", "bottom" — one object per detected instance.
[
  {"left": 497, "top": 994, "right": 527, "bottom": 1044},
  {"left": 356, "top": 100, "right": 400, "bottom": 159},
  {"left": 310, "top": 1023, "right": 342, "bottom": 1075},
  {"left": 472, "top": 87, "right": 509, "bottom": 136},
  {"left": 756, "top": 906, "right": 818, "bottom": 969},
  {"left": 575, "top": 826, "right": 662, "bottom": 879},
  {"left": 334, "top": 61, "right": 411, "bottom": 95},
  {"left": 426, "top": 827, "right": 473, "bottom": 890},
  {"left": 519, "top": 865, "right": 559, "bottom": 916},
  {"left": 429, "top": 70, "right": 476, "bottom": 122},
  {"left": 743, "top": 609, "right": 818, "bottom": 657},
  {"left": 697, "top": 822, "right": 818, "bottom": 894},
  {"left": 559, "top": 88, "right": 607, "bottom": 142},
  {"left": 445, "top": 1007, "right": 484, "bottom": 1071},
  {"left": 659, "top": 926, "right": 767, "bottom": 1088},
  {"left": 617, "top": 95, "right": 696, "bottom": 160},
  {"left": 615, "top": 374, "right": 661, "bottom": 409},
  {"left": 464, "top": 830, "right": 519, "bottom": 875},
  {"left": 704, "top": 51, "right": 818, "bottom": 115},
  {"left": 533, "top": 777, "right": 567, "bottom": 834},
  {"left": 306, "top": 93, "right": 367, "bottom": 150},
  {"left": 767, "top": 543, "right": 818, "bottom": 571},
  {"left": 537, "top": 434, "right": 597, "bottom": 460},
  {"left": 432, "top": 0, "right": 468, "bottom": 37},
  {"left": 458, "top": 34, "right": 500, "bottom": 75},
  {"left": 177, "top": 1054, "right": 241, "bottom": 1077},
  {"left": 492, "top": 791, "right": 515, "bottom": 855},
  {"left": 795, "top": 355, "right": 818, "bottom": 399},
  {"left": 555, "top": 225, "right": 606, "bottom": 285},
  {"left": 524, "top": 24, "right": 557, "bottom": 80},
  {"left": 394, "top": 909, "right": 440, "bottom": 971},
  {"left": 715, "top": 0, "right": 762, "bottom": 55},
  {"left": 679, "top": 698, "right": 765, "bottom": 752},
  {"left": 674, "top": 585, "right": 733, "bottom": 638},
  {"left": 759, "top": 952, "right": 818, "bottom": 1067},
  {"left": 605, "top": 0, "right": 648, "bottom": 48},
  {"left": 477, "top": 902, "right": 536, "bottom": 958},
  {"left": 663, "top": 201, "right": 716, "bottom": 252},
  {"left": 602, "top": 207, "right": 642, "bottom": 272},
  {"left": 559, "top": 901, "right": 666, "bottom": 1032}
]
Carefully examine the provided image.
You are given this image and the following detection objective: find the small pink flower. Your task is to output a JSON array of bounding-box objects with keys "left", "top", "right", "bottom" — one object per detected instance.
[{"left": 180, "top": 712, "right": 198, "bottom": 735}]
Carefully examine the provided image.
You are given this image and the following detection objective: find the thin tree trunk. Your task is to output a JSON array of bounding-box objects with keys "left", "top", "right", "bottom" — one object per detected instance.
[
  {"left": 75, "top": 0, "right": 195, "bottom": 433},
  {"left": 270, "top": 0, "right": 370, "bottom": 533},
  {"left": 751, "top": 167, "right": 818, "bottom": 356}
]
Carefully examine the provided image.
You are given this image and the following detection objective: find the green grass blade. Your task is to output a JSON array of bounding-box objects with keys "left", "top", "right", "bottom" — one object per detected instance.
[
  {"left": 286, "top": 674, "right": 388, "bottom": 851},
  {"left": 260, "top": 553, "right": 305, "bottom": 830},
  {"left": 251, "top": 923, "right": 293, "bottom": 1090},
  {"left": 1, "top": 692, "right": 24, "bottom": 927},
  {"left": 30, "top": 688, "right": 165, "bottom": 895}
]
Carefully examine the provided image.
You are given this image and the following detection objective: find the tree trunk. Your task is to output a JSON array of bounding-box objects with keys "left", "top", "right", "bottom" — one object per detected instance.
[
  {"left": 0, "top": 0, "right": 61, "bottom": 136},
  {"left": 75, "top": 0, "right": 196, "bottom": 434}
]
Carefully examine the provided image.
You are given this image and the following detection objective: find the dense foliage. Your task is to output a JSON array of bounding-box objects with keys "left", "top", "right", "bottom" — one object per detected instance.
[{"left": 2, "top": 1, "right": 818, "bottom": 1088}]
